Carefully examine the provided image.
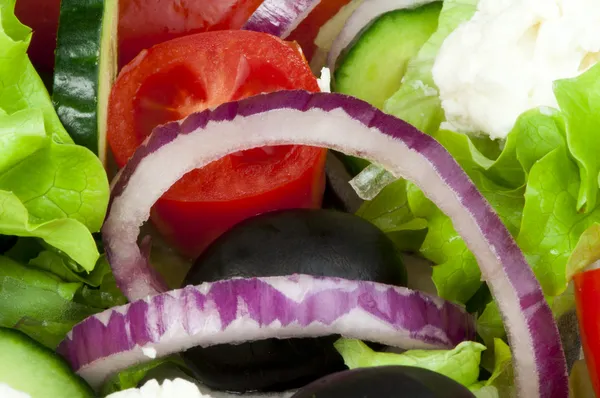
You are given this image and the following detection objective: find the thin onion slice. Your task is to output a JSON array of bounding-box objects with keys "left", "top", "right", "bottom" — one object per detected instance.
[
  {"left": 327, "top": 0, "right": 439, "bottom": 73},
  {"left": 242, "top": 0, "right": 321, "bottom": 39},
  {"left": 59, "top": 275, "right": 475, "bottom": 389},
  {"left": 100, "top": 90, "right": 567, "bottom": 397}
]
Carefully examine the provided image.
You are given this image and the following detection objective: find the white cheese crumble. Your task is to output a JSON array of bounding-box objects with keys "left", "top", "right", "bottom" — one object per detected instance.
[
  {"left": 0, "top": 383, "right": 31, "bottom": 398},
  {"left": 105, "top": 379, "right": 210, "bottom": 398},
  {"left": 432, "top": 0, "right": 600, "bottom": 139},
  {"left": 142, "top": 346, "right": 157, "bottom": 359},
  {"left": 317, "top": 67, "right": 331, "bottom": 93}
]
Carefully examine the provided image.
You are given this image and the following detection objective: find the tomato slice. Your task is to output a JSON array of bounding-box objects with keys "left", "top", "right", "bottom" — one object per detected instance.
[
  {"left": 118, "top": 0, "right": 264, "bottom": 69},
  {"left": 575, "top": 268, "right": 600, "bottom": 396},
  {"left": 287, "top": 0, "right": 352, "bottom": 61},
  {"left": 108, "top": 30, "right": 327, "bottom": 258},
  {"left": 15, "top": 0, "right": 61, "bottom": 75}
]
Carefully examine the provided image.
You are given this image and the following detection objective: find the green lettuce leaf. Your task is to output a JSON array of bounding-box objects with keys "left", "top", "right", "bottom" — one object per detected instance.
[
  {"left": 100, "top": 356, "right": 192, "bottom": 396},
  {"left": 0, "top": 0, "right": 70, "bottom": 142},
  {"left": 477, "top": 339, "right": 514, "bottom": 396},
  {"left": 334, "top": 338, "right": 485, "bottom": 387},
  {"left": 0, "top": 191, "right": 99, "bottom": 270},
  {"left": 0, "top": 140, "right": 109, "bottom": 233},
  {"left": 0, "top": 0, "right": 110, "bottom": 271},
  {"left": 516, "top": 146, "right": 600, "bottom": 296},
  {"left": 0, "top": 255, "right": 97, "bottom": 347},
  {"left": 565, "top": 223, "right": 600, "bottom": 280},
  {"left": 0, "top": 109, "right": 48, "bottom": 172},
  {"left": 554, "top": 63, "right": 600, "bottom": 212}
]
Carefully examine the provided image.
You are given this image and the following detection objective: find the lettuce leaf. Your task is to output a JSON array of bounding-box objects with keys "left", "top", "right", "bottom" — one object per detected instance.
[
  {"left": 100, "top": 356, "right": 193, "bottom": 396},
  {"left": 0, "top": 0, "right": 109, "bottom": 271},
  {"left": 0, "top": 255, "right": 97, "bottom": 347},
  {"left": 410, "top": 67, "right": 600, "bottom": 303},
  {"left": 471, "top": 339, "right": 514, "bottom": 397},
  {"left": 0, "top": 0, "right": 70, "bottom": 142},
  {"left": 334, "top": 338, "right": 485, "bottom": 387},
  {"left": 554, "top": 69, "right": 600, "bottom": 212},
  {"left": 565, "top": 223, "right": 600, "bottom": 280}
]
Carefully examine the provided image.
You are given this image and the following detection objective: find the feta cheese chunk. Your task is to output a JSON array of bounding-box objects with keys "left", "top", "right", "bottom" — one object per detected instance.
[
  {"left": 432, "top": 0, "right": 600, "bottom": 139},
  {"left": 105, "top": 378, "right": 210, "bottom": 398}
]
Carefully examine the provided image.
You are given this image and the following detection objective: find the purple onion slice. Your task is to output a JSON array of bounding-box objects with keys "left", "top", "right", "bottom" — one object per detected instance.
[
  {"left": 59, "top": 275, "right": 475, "bottom": 389},
  {"left": 242, "top": 0, "right": 321, "bottom": 39},
  {"left": 327, "top": 0, "right": 439, "bottom": 73},
  {"left": 99, "top": 90, "right": 567, "bottom": 397}
]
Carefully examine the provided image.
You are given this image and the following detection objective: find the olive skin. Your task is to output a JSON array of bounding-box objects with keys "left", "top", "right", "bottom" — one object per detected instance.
[
  {"left": 291, "top": 366, "right": 477, "bottom": 398},
  {"left": 183, "top": 209, "right": 407, "bottom": 393}
]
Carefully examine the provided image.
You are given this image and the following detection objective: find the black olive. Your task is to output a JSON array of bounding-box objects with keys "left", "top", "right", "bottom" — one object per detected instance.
[
  {"left": 291, "top": 366, "right": 477, "bottom": 398},
  {"left": 183, "top": 209, "right": 407, "bottom": 392}
]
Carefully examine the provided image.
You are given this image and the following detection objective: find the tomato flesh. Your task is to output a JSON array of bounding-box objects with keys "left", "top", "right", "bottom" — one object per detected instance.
[
  {"left": 108, "top": 30, "right": 326, "bottom": 258},
  {"left": 575, "top": 268, "right": 600, "bottom": 396},
  {"left": 118, "top": 0, "right": 263, "bottom": 69}
]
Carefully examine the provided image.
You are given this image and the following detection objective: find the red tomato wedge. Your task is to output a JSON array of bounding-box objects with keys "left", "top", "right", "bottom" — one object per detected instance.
[
  {"left": 287, "top": 0, "right": 352, "bottom": 61},
  {"left": 574, "top": 268, "right": 600, "bottom": 396},
  {"left": 108, "top": 30, "right": 327, "bottom": 258},
  {"left": 15, "top": 0, "right": 61, "bottom": 75},
  {"left": 118, "top": 0, "right": 264, "bottom": 69}
]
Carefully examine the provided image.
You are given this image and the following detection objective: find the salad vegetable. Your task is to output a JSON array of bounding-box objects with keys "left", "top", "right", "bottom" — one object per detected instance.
[
  {"left": 242, "top": 0, "right": 321, "bottom": 38},
  {"left": 290, "top": 365, "right": 477, "bottom": 397},
  {"left": 106, "top": 30, "right": 327, "bottom": 258},
  {"left": 52, "top": 0, "right": 118, "bottom": 163},
  {"left": 2, "top": 0, "right": 597, "bottom": 396},
  {"left": 183, "top": 209, "right": 407, "bottom": 391}
]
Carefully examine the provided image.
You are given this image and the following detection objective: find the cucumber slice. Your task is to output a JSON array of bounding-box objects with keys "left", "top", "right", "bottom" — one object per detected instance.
[
  {"left": 52, "top": 0, "right": 119, "bottom": 166},
  {"left": 333, "top": 2, "right": 442, "bottom": 109},
  {"left": 0, "top": 327, "right": 94, "bottom": 397}
]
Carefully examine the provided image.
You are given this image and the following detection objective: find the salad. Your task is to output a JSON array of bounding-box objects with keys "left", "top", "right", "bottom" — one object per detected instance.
[{"left": 1, "top": 0, "right": 599, "bottom": 397}]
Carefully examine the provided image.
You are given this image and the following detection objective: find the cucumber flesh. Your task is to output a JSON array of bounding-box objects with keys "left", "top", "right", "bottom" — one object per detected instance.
[
  {"left": 0, "top": 327, "right": 94, "bottom": 397},
  {"left": 334, "top": 2, "right": 442, "bottom": 109},
  {"left": 52, "top": 0, "right": 119, "bottom": 166}
]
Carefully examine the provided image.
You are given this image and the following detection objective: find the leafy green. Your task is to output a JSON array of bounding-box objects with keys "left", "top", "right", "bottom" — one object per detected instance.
[
  {"left": 472, "top": 339, "right": 514, "bottom": 397},
  {"left": 0, "top": 191, "right": 99, "bottom": 270},
  {"left": 0, "top": 0, "right": 109, "bottom": 271},
  {"left": 0, "top": 0, "right": 70, "bottom": 142},
  {"left": 0, "top": 255, "right": 97, "bottom": 347},
  {"left": 100, "top": 356, "right": 192, "bottom": 396},
  {"left": 335, "top": 338, "right": 485, "bottom": 387},
  {"left": 566, "top": 223, "right": 600, "bottom": 280},
  {"left": 554, "top": 65, "right": 600, "bottom": 212},
  {"left": 0, "top": 141, "right": 109, "bottom": 232},
  {"left": 0, "top": 109, "right": 48, "bottom": 172}
]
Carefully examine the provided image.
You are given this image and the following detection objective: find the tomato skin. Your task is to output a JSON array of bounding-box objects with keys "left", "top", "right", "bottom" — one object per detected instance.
[
  {"left": 15, "top": 0, "right": 61, "bottom": 74},
  {"left": 575, "top": 268, "right": 600, "bottom": 397},
  {"left": 118, "top": 0, "right": 263, "bottom": 69},
  {"left": 108, "top": 30, "right": 326, "bottom": 258},
  {"left": 287, "top": 0, "right": 352, "bottom": 61}
]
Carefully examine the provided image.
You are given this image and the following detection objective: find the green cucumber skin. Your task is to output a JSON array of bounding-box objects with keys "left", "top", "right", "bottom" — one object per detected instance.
[
  {"left": 0, "top": 327, "right": 94, "bottom": 397},
  {"left": 334, "top": 2, "right": 442, "bottom": 109},
  {"left": 53, "top": 0, "right": 104, "bottom": 153},
  {"left": 53, "top": 0, "right": 118, "bottom": 165}
]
